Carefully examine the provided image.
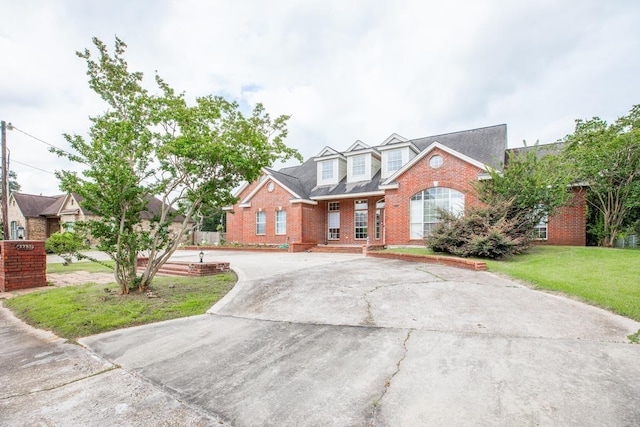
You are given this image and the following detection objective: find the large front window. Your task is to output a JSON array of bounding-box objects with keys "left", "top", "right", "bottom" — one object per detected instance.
[
  {"left": 275, "top": 210, "right": 286, "bottom": 235},
  {"left": 355, "top": 199, "right": 368, "bottom": 239},
  {"left": 410, "top": 187, "right": 464, "bottom": 239},
  {"left": 256, "top": 211, "right": 266, "bottom": 235}
]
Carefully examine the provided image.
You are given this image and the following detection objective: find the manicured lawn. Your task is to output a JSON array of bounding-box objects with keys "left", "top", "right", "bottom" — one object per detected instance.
[
  {"left": 385, "top": 246, "right": 640, "bottom": 322},
  {"left": 4, "top": 271, "right": 236, "bottom": 340}
]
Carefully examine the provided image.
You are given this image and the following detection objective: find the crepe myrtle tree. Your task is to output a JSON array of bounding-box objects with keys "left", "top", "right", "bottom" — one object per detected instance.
[
  {"left": 476, "top": 142, "right": 574, "bottom": 237},
  {"left": 562, "top": 105, "right": 640, "bottom": 247},
  {"left": 54, "top": 37, "right": 301, "bottom": 294}
]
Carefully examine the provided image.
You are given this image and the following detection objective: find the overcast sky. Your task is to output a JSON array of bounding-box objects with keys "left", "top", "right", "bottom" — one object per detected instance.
[{"left": 1, "top": 0, "right": 638, "bottom": 196}]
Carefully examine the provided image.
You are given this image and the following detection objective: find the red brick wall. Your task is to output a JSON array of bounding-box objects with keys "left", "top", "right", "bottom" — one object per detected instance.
[
  {"left": 0, "top": 240, "right": 47, "bottom": 291},
  {"left": 385, "top": 148, "right": 484, "bottom": 245},
  {"left": 226, "top": 178, "right": 301, "bottom": 245},
  {"left": 225, "top": 154, "right": 588, "bottom": 248},
  {"left": 542, "top": 187, "right": 587, "bottom": 246}
]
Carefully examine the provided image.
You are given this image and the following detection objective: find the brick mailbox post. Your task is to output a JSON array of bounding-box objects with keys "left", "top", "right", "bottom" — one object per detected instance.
[{"left": 0, "top": 240, "right": 47, "bottom": 292}]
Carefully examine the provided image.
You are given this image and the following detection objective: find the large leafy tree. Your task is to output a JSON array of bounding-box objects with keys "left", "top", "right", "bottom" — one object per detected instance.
[
  {"left": 562, "top": 105, "right": 640, "bottom": 247},
  {"left": 476, "top": 143, "right": 574, "bottom": 236},
  {"left": 54, "top": 37, "right": 300, "bottom": 294}
]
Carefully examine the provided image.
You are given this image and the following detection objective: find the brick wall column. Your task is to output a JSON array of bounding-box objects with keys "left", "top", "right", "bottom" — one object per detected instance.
[{"left": 0, "top": 240, "right": 47, "bottom": 292}]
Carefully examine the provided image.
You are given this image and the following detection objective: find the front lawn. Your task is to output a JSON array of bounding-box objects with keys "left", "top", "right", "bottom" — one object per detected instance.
[
  {"left": 4, "top": 272, "right": 236, "bottom": 340},
  {"left": 384, "top": 246, "right": 640, "bottom": 322}
]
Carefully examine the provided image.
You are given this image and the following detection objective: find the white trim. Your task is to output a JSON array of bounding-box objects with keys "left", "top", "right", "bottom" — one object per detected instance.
[
  {"left": 343, "top": 147, "right": 380, "bottom": 158},
  {"left": 346, "top": 140, "right": 370, "bottom": 152},
  {"left": 315, "top": 146, "right": 342, "bottom": 158},
  {"left": 381, "top": 142, "right": 494, "bottom": 186},
  {"left": 290, "top": 199, "right": 318, "bottom": 205},
  {"left": 240, "top": 172, "right": 302, "bottom": 205},
  {"left": 378, "top": 183, "right": 399, "bottom": 190},
  {"left": 380, "top": 133, "right": 408, "bottom": 145},
  {"left": 222, "top": 206, "right": 234, "bottom": 211},
  {"left": 239, "top": 203, "right": 251, "bottom": 208},
  {"left": 312, "top": 190, "right": 385, "bottom": 201},
  {"left": 313, "top": 153, "right": 346, "bottom": 161},
  {"left": 377, "top": 141, "right": 419, "bottom": 153},
  {"left": 232, "top": 182, "right": 250, "bottom": 198}
]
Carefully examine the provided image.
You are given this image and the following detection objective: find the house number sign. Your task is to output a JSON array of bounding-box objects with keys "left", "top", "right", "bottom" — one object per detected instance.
[{"left": 15, "top": 244, "right": 35, "bottom": 251}]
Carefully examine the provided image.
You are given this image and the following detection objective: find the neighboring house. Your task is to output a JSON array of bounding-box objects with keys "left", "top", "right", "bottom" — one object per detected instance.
[
  {"left": 6, "top": 192, "right": 190, "bottom": 243},
  {"left": 225, "top": 124, "right": 586, "bottom": 248}
]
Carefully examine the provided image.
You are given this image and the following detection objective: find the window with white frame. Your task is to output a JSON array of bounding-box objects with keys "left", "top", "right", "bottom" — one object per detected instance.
[
  {"left": 354, "top": 199, "right": 368, "bottom": 239},
  {"left": 328, "top": 202, "right": 340, "bottom": 239},
  {"left": 275, "top": 210, "right": 286, "bottom": 235},
  {"left": 386, "top": 149, "right": 403, "bottom": 174},
  {"left": 256, "top": 211, "right": 266, "bottom": 235},
  {"left": 410, "top": 187, "right": 464, "bottom": 239},
  {"left": 533, "top": 215, "right": 548, "bottom": 240},
  {"left": 352, "top": 155, "right": 366, "bottom": 177},
  {"left": 321, "top": 160, "right": 334, "bottom": 180}
]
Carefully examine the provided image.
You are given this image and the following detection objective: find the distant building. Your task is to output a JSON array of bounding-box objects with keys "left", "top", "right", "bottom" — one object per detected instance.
[{"left": 6, "top": 192, "right": 190, "bottom": 243}]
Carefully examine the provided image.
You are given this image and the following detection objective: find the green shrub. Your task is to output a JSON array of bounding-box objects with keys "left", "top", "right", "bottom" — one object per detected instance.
[
  {"left": 426, "top": 202, "right": 530, "bottom": 259},
  {"left": 45, "top": 232, "right": 88, "bottom": 265}
]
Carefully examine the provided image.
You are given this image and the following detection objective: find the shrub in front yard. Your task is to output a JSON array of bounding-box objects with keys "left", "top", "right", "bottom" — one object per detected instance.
[{"left": 427, "top": 203, "right": 530, "bottom": 259}]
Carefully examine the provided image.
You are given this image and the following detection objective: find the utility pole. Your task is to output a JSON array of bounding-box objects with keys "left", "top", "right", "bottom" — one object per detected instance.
[{"left": 1, "top": 121, "right": 8, "bottom": 240}]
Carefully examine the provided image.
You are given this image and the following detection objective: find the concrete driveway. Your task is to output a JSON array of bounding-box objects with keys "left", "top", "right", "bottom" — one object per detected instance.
[{"left": 3, "top": 250, "right": 640, "bottom": 426}]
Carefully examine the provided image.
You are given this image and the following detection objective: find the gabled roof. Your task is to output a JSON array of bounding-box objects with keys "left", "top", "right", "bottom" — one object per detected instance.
[
  {"left": 380, "top": 133, "right": 408, "bottom": 145},
  {"left": 315, "top": 146, "right": 342, "bottom": 158},
  {"left": 346, "top": 140, "right": 370, "bottom": 152},
  {"left": 381, "top": 142, "right": 491, "bottom": 187},
  {"left": 11, "top": 193, "right": 63, "bottom": 218},
  {"left": 410, "top": 124, "right": 506, "bottom": 170},
  {"left": 236, "top": 124, "right": 508, "bottom": 202}
]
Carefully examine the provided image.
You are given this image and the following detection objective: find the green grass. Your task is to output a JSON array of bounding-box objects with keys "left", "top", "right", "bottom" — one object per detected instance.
[
  {"left": 47, "top": 261, "right": 115, "bottom": 274},
  {"left": 4, "top": 273, "right": 236, "bottom": 340},
  {"left": 385, "top": 246, "right": 640, "bottom": 322}
]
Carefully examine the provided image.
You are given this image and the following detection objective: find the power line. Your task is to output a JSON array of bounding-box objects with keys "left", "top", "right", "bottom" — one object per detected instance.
[
  {"left": 9, "top": 125, "right": 77, "bottom": 158},
  {"left": 10, "top": 159, "right": 56, "bottom": 175}
]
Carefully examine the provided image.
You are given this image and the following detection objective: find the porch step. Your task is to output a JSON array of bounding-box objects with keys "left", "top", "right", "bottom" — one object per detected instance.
[{"left": 309, "top": 245, "right": 363, "bottom": 254}]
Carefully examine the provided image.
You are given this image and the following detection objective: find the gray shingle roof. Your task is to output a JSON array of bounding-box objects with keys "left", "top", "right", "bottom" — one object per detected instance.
[
  {"left": 269, "top": 124, "right": 508, "bottom": 200},
  {"left": 410, "top": 124, "right": 507, "bottom": 169}
]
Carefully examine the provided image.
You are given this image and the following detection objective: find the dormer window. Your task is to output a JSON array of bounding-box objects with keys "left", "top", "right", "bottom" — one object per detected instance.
[
  {"left": 386, "top": 150, "right": 403, "bottom": 173},
  {"left": 321, "top": 160, "right": 334, "bottom": 180},
  {"left": 352, "top": 155, "right": 366, "bottom": 177}
]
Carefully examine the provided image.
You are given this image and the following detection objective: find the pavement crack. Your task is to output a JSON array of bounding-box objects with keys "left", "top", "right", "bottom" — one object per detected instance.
[
  {"left": 0, "top": 365, "right": 120, "bottom": 400},
  {"left": 370, "top": 329, "right": 413, "bottom": 426},
  {"left": 361, "top": 283, "right": 405, "bottom": 326}
]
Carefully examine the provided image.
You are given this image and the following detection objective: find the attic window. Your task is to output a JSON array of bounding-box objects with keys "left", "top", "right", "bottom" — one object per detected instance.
[{"left": 429, "top": 155, "right": 443, "bottom": 169}]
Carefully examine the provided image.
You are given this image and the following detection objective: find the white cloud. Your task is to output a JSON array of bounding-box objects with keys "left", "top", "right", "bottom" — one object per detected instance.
[{"left": 0, "top": 0, "right": 638, "bottom": 195}]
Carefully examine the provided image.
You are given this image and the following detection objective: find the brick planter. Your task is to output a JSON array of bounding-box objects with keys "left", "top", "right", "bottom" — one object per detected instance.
[
  {"left": 0, "top": 240, "right": 47, "bottom": 291},
  {"left": 366, "top": 251, "right": 487, "bottom": 271}
]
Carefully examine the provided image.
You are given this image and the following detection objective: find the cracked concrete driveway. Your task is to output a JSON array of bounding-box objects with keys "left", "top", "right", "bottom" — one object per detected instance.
[{"left": 3, "top": 251, "right": 640, "bottom": 426}]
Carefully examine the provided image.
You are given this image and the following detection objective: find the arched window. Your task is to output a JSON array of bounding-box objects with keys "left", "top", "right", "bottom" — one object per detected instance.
[{"left": 410, "top": 187, "right": 464, "bottom": 239}]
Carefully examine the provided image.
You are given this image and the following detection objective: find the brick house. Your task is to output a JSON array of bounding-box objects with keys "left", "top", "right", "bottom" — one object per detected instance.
[
  {"left": 6, "top": 192, "right": 190, "bottom": 243},
  {"left": 225, "top": 124, "right": 586, "bottom": 249}
]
